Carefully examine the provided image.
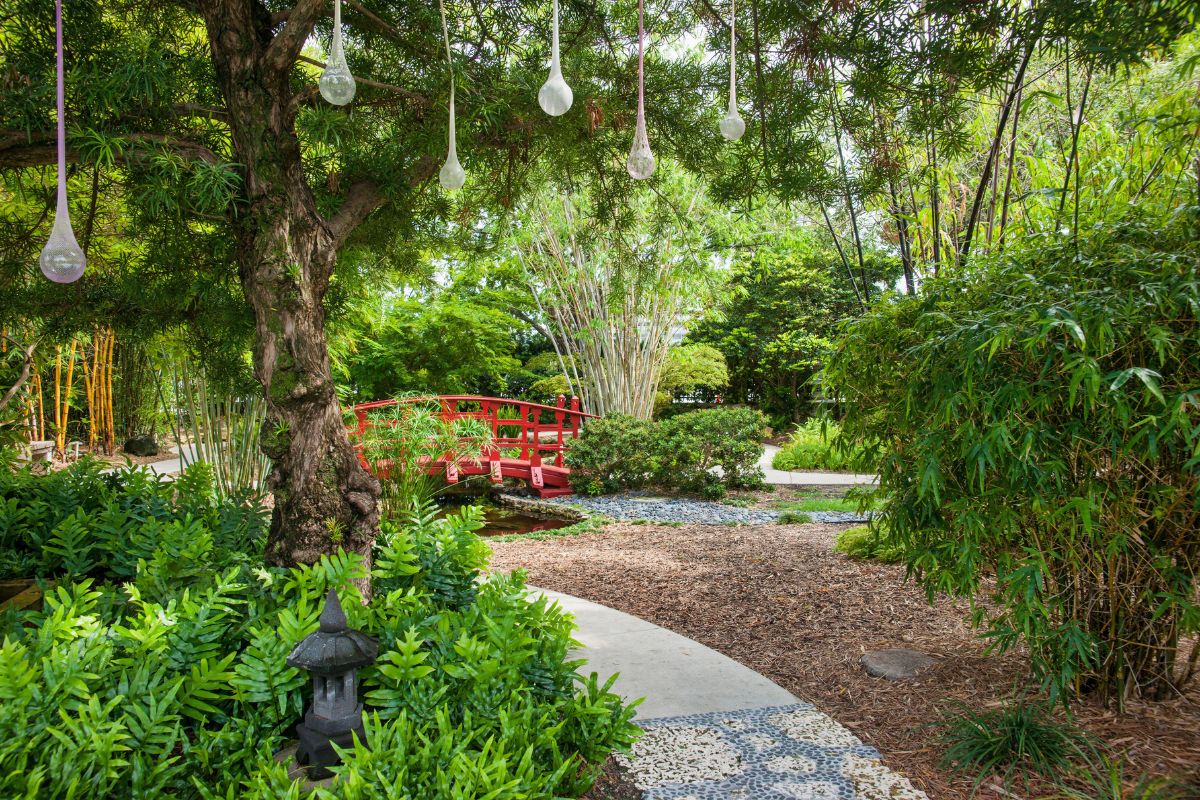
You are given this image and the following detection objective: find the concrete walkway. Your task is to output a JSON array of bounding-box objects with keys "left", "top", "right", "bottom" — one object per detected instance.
[
  {"left": 759, "top": 444, "right": 877, "bottom": 487},
  {"left": 102, "top": 444, "right": 195, "bottom": 477},
  {"left": 537, "top": 587, "right": 797, "bottom": 718},
  {"left": 535, "top": 586, "right": 928, "bottom": 799}
]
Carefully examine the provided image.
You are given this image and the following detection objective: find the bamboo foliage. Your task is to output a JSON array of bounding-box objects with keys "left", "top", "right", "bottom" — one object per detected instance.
[
  {"left": 52, "top": 341, "right": 78, "bottom": 456},
  {"left": 81, "top": 327, "right": 116, "bottom": 454},
  {"left": 514, "top": 176, "right": 716, "bottom": 420},
  {"left": 168, "top": 358, "right": 270, "bottom": 499}
]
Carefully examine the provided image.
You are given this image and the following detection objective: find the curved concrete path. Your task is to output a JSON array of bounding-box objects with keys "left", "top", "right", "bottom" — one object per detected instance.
[
  {"left": 536, "top": 587, "right": 797, "bottom": 719},
  {"left": 759, "top": 444, "right": 877, "bottom": 487},
  {"left": 534, "top": 586, "right": 929, "bottom": 799}
]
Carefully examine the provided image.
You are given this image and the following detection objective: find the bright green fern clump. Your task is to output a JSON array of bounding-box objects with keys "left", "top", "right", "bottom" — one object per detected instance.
[
  {"left": 0, "top": 464, "right": 640, "bottom": 799},
  {"left": 834, "top": 524, "right": 904, "bottom": 563},
  {"left": 772, "top": 419, "right": 870, "bottom": 472}
]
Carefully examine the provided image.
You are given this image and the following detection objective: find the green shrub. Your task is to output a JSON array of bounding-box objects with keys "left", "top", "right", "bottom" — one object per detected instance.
[
  {"left": 0, "top": 454, "right": 266, "bottom": 581},
  {"left": 654, "top": 406, "right": 768, "bottom": 497},
  {"left": 772, "top": 418, "right": 870, "bottom": 472},
  {"left": 834, "top": 524, "right": 904, "bottom": 562},
  {"left": 826, "top": 218, "right": 1200, "bottom": 704},
  {"left": 0, "top": 469, "right": 639, "bottom": 798},
  {"left": 563, "top": 414, "right": 658, "bottom": 495},
  {"left": 934, "top": 699, "right": 1097, "bottom": 793},
  {"left": 566, "top": 407, "right": 767, "bottom": 498},
  {"left": 776, "top": 511, "right": 812, "bottom": 525}
]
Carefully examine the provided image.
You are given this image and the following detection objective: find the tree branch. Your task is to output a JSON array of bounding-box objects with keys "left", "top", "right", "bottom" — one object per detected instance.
[
  {"left": 296, "top": 56, "right": 428, "bottom": 103},
  {"left": 0, "top": 130, "right": 223, "bottom": 169},
  {"left": 0, "top": 336, "right": 37, "bottom": 413},
  {"left": 327, "top": 181, "right": 386, "bottom": 247},
  {"left": 264, "top": 0, "right": 327, "bottom": 74}
]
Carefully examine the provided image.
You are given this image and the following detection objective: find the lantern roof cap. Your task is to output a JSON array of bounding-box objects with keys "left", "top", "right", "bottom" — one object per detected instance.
[{"left": 286, "top": 588, "right": 379, "bottom": 675}]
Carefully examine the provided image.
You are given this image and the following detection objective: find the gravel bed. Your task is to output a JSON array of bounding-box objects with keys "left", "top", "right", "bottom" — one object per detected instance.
[{"left": 542, "top": 492, "right": 872, "bottom": 525}]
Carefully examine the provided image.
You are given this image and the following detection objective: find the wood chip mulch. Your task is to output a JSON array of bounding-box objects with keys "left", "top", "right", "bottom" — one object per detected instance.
[{"left": 488, "top": 523, "right": 1200, "bottom": 800}]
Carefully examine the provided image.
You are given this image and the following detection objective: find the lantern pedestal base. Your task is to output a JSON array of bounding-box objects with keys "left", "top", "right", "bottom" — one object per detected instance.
[{"left": 293, "top": 704, "right": 366, "bottom": 778}]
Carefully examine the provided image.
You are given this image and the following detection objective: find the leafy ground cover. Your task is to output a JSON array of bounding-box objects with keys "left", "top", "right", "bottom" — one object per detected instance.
[
  {"left": 771, "top": 420, "right": 871, "bottom": 472},
  {"left": 489, "top": 522, "right": 1200, "bottom": 800},
  {"left": 0, "top": 460, "right": 639, "bottom": 799}
]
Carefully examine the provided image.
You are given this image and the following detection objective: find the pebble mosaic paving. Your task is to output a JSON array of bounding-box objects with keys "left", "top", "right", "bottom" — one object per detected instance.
[{"left": 617, "top": 704, "right": 929, "bottom": 800}]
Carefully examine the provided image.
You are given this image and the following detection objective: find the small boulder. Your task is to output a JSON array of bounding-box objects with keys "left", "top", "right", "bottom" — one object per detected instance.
[
  {"left": 860, "top": 648, "right": 937, "bottom": 681},
  {"left": 123, "top": 435, "right": 159, "bottom": 457}
]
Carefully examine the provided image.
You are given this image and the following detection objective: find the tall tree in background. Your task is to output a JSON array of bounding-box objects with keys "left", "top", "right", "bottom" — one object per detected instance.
[{"left": 513, "top": 170, "right": 719, "bottom": 418}]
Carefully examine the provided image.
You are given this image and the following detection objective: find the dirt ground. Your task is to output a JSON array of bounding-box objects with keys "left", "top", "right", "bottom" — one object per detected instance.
[{"left": 489, "top": 522, "right": 1200, "bottom": 800}]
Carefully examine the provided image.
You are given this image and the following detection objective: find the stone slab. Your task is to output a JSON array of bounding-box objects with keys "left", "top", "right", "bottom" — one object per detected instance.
[{"left": 860, "top": 648, "right": 938, "bottom": 681}]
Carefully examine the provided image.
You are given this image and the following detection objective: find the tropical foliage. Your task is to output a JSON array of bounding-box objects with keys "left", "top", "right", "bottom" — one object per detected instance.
[
  {"left": 826, "top": 215, "right": 1200, "bottom": 705},
  {"left": 0, "top": 463, "right": 639, "bottom": 799},
  {"left": 510, "top": 170, "right": 721, "bottom": 419},
  {"left": 772, "top": 419, "right": 869, "bottom": 472}
]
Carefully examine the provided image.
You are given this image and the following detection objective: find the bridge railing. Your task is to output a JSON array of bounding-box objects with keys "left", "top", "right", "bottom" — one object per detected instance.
[{"left": 348, "top": 395, "right": 596, "bottom": 469}]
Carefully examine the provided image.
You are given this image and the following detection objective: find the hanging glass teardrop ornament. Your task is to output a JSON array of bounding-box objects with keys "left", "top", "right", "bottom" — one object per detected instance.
[
  {"left": 40, "top": 0, "right": 85, "bottom": 284},
  {"left": 626, "top": 0, "right": 655, "bottom": 180},
  {"left": 438, "top": 0, "right": 465, "bottom": 190},
  {"left": 319, "top": 0, "right": 356, "bottom": 106},
  {"left": 538, "top": 0, "right": 573, "bottom": 116},
  {"left": 719, "top": 0, "right": 745, "bottom": 141},
  {"left": 440, "top": 89, "right": 466, "bottom": 189}
]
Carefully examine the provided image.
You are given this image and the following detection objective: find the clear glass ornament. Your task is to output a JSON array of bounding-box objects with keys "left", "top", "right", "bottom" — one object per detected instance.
[
  {"left": 627, "top": 115, "right": 655, "bottom": 180},
  {"left": 720, "top": 105, "right": 746, "bottom": 141},
  {"left": 438, "top": 0, "right": 465, "bottom": 190},
  {"left": 440, "top": 92, "right": 466, "bottom": 190},
  {"left": 720, "top": 0, "right": 745, "bottom": 141},
  {"left": 626, "top": 0, "right": 655, "bottom": 180},
  {"left": 40, "top": 189, "right": 85, "bottom": 284},
  {"left": 319, "top": 0, "right": 356, "bottom": 106},
  {"left": 538, "top": 0, "right": 573, "bottom": 116},
  {"left": 41, "top": 0, "right": 85, "bottom": 284}
]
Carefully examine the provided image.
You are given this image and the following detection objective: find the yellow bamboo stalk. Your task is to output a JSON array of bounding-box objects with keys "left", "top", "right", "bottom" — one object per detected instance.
[
  {"left": 60, "top": 341, "right": 77, "bottom": 456},
  {"left": 54, "top": 346, "right": 62, "bottom": 453},
  {"left": 34, "top": 370, "right": 44, "bottom": 441},
  {"left": 81, "top": 336, "right": 95, "bottom": 451},
  {"left": 104, "top": 329, "right": 115, "bottom": 453}
]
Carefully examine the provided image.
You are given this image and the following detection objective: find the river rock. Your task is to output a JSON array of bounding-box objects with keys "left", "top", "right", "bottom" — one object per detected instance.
[
  {"left": 860, "top": 648, "right": 937, "bottom": 681},
  {"left": 123, "top": 435, "right": 159, "bottom": 457}
]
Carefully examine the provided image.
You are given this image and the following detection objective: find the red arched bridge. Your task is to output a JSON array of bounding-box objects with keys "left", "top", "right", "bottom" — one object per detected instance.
[{"left": 348, "top": 395, "right": 596, "bottom": 498}]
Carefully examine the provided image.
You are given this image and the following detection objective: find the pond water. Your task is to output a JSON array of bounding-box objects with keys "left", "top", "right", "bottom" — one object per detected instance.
[{"left": 436, "top": 496, "right": 574, "bottom": 537}]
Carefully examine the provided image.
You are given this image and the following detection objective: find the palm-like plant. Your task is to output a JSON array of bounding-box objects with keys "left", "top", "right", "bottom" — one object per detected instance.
[{"left": 359, "top": 397, "right": 492, "bottom": 519}]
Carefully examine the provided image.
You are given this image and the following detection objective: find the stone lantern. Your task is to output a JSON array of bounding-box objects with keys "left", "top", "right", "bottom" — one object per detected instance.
[{"left": 286, "top": 588, "right": 379, "bottom": 776}]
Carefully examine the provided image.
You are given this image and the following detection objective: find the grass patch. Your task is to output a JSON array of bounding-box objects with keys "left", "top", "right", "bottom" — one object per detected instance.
[
  {"left": 777, "top": 511, "right": 813, "bottom": 525},
  {"left": 934, "top": 698, "right": 1098, "bottom": 794},
  {"left": 771, "top": 489, "right": 880, "bottom": 514}
]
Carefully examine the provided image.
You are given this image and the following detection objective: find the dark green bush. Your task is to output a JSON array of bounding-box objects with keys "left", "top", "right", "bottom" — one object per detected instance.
[
  {"left": 655, "top": 406, "right": 768, "bottom": 497},
  {"left": 566, "top": 407, "right": 767, "bottom": 498},
  {"left": 0, "top": 466, "right": 640, "bottom": 798},
  {"left": 825, "top": 218, "right": 1200, "bottom": 704},
  {"left": 0, "top": 454, "right": 266, "bottom": 581},
  {"left": 563, "top": 414, "right": 658, "bottom": 495}
]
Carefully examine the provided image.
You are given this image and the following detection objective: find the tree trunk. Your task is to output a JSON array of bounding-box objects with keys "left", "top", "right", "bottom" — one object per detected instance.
[{"left": 199, "top": 1, "right": 380, "bottom": 573}]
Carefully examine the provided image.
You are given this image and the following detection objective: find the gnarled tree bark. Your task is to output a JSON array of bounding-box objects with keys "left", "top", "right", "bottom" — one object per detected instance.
[{"left": 197, "top": 0, "right": 384, "bottom": 573}]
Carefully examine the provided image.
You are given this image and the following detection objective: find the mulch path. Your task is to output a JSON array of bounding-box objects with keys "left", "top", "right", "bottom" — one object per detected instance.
[{"left": 489, "top": 522, "right": 1200, "bottom": 800}]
